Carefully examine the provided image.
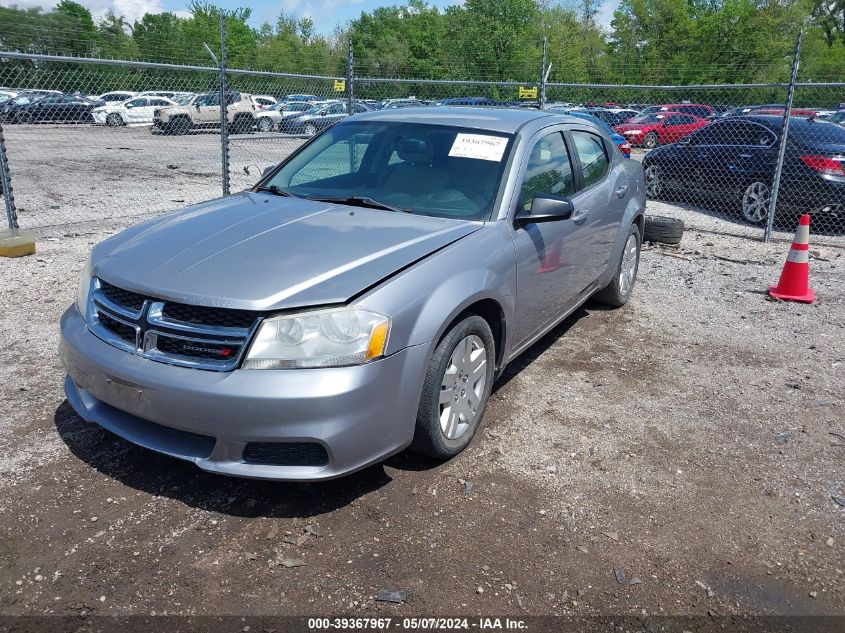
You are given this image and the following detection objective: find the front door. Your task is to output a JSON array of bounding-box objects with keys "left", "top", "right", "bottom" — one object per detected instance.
[{"left": 512, "top": 130, "right": 586, "bottom": 346}]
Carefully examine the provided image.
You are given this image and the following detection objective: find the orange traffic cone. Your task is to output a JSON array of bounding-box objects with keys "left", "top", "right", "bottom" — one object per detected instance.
[{"left": 768, "top": 214, "right": 814, "bottom": 303}]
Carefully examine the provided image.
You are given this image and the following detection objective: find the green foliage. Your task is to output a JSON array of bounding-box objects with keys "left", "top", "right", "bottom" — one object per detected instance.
[{"left": 0, "top": 0, "right": 840, "bottom": 85}]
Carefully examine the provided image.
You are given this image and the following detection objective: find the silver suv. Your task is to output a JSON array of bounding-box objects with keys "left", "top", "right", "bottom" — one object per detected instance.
[
  {"left": 62, "top": 108, "right": 646, "bottom": 481},
  {"left": 152, "top": 91, "right": 254, "bottom": 135}
]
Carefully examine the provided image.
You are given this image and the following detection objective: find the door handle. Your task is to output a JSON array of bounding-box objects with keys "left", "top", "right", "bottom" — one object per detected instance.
[
  {"left": 739, "top": 153, "right": 752, "bottom": 159},
  {"left": 572, "top": 207, "right": 589, "bottom": 222},
  {"left": 615, "top": 185, "right": 628, "bottom": 198}
]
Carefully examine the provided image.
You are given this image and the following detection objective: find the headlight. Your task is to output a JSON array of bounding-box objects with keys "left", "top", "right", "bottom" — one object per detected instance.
[
  {"left": 243, "top": 307, "right": 390, "bottom": 369},
  {"left": 75, "top": 255, "right": 93, "bottom": 319}
]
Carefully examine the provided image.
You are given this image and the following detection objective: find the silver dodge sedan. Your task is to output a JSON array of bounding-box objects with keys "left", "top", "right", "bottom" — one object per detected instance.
[{"left": 60, "top": 107, "right": 646, "bottom": 480}]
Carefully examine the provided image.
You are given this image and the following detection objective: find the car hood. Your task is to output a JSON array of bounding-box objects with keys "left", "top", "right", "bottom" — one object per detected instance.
[{"left": 91, "top": 191, "right": 481, "bottom": 312}]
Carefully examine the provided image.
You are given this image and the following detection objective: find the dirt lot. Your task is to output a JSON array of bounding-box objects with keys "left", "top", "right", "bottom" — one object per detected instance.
[{"left": 1, "top": 209, "right": 843, "bottom": 628}]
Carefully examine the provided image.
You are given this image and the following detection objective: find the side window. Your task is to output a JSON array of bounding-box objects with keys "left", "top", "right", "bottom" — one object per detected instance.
[
  {"left": 129, "top": 98, "right": 149, "bottom": 107},
  {"left": 519, "top": 132, "right": 575, "bottom": 211},
  {"left": 225, "top": 93, "right": 239, "bottom": 105},
  {"left": 664, "top": 115, "right": 683, "bottom": 126},
  {"left": 675, "top": 115, "right": 696, "bottom": 124},
  {"left": 326, "top": 103, "right": 344, "bottom": 115},
  {"left": 571, "top": 131, "right": 610, "bottom": 188},
  {"left": 193, "top": 94, "right": 210, "bottom": 107}
]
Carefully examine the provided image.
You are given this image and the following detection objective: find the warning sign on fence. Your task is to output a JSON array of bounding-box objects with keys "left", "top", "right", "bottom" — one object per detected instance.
[
  {"left": 519, "top": 86, "right": 538, "bottom": 100},
  {"left": 334, "top": 79, "right": 346, "bottom": 92}
]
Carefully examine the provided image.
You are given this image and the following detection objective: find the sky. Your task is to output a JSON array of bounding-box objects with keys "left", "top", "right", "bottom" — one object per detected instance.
[{"left": 0, "top": 0, "right": 621, "bottom": 34}]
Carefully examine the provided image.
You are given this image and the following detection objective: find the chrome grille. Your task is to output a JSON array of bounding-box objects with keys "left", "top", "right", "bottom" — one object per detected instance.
[{"left": 87, "top": 277, "right": 262, "bottom": 371}]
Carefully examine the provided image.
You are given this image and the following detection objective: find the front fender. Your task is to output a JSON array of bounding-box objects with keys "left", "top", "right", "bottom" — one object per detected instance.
[{"left": 356, "top": 222, "right": 517, "bottom": 360}]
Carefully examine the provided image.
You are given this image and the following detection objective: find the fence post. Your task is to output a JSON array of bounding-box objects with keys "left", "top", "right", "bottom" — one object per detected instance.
[
  {"left": 346, "top": 39, "right": 354, "bottom": 114},
  {"left": 219, "top": 13, "right": 230, "bottom": 197},
  {"left": 539, "top": 36, "right": 548, "bottom": 110},
  {"left": 0, "top": 123, "right": 18, "bottom": 229},
  {"left": 765, "top": 30, "right": 802, "bottom": 242}
]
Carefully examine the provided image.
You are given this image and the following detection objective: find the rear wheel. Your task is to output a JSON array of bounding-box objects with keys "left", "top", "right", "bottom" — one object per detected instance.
[
  {"left": 593, "top": 224, "right": 641, "bottom": 308},
  {"left": 741, "top": 181, "right": 771, "bottom": 224},
  {"left": 411, "top": 315, "right": 495, "bottom": 460},
  {"left": 643, "top": 131, "right": 659, "bottom": 149},
  {"left": 106, "top": 113, "right": 123, "bottom": 127},
  {"left": 168, "top": 117, "right": 190, "bottom": 135},
  {"left": 231, "top": 116, "right": 252, "bottom": 134}
]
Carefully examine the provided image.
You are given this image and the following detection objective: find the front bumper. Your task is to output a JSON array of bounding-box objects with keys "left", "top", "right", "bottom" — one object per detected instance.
[
  {"left": 60, "top": 306, "right": 429, "bottom": 480},
  {"left": 91, "top": 111, "right": 107, "bottom": 125}
]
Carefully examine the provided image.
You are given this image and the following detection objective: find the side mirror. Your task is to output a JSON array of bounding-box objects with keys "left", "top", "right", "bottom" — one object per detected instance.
[
  {"left": 195, "top": 103, "right": 201, "bottom": 109},
  {"left": 679, "top": 136, "right": 695, "bottom": 146},
  {"left": 320, "top": 111, "right": 326, "bottom": 116},
  {"left": 515, "top": 194, "right": 575, "bottom": 226}
]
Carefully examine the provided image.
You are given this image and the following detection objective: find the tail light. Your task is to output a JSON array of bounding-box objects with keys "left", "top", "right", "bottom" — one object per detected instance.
[
  {"left": 800, "top": 155, "right": 845, "bottom": 176},
  {"left": 619, "top": 142, "right": 632, "bottom": 156}
]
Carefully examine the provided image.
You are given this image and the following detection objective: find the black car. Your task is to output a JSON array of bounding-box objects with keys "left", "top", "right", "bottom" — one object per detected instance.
[
  {"left": 283, "top": 101, "right": 372, "bottom": 136},
  {"left": 5, "top": 94, "right": 98, "bottom": 124},
  {"left": 642, "top": 115, "right": 845, "bottom": 226}
]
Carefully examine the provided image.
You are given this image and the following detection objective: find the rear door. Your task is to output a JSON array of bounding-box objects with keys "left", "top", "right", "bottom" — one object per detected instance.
[
  {"left": 661, "top": 114, "right": 698, "bottom": 143},
  {"left": 567, "top": 128, "right": 622, "bottom": 284}
]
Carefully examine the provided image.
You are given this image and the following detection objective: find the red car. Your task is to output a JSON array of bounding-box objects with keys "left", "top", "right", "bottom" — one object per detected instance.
[
  {"left": 614, "top": 111, "right": 710, "bottom": 149},
  {"left": 638, "top": 103, "right": 715, "bottom": 119}
]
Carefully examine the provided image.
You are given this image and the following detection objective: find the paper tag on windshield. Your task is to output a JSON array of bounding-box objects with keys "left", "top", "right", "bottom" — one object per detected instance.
[{"left": 448, "top": 134, "right": 508, "bottom": 162}]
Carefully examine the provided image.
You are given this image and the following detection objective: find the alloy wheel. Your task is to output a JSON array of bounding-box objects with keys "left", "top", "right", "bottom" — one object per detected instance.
[
  {"left": 618, "top": 233, "right": 639, "bottom": 299},
  {"left": 644, "top": 132, "right": 658, "bottom": 149},
  {"left": 106, "top": 113, "right": 122, "bottom": 127},
  {"left": 645, "top": 164, "right": 662, "bottom": 198},
  {"left": 304, "top": 123, "right": 317, "bottom": 136},
  {"left": 439, "top": 335, "right": 488, "bottom": 441},
  {"left": 741, "top": 181, "right": 771, "bottom": 224},
  {"left": 257, "top": 117, "right": 273, "bottom": 132}
]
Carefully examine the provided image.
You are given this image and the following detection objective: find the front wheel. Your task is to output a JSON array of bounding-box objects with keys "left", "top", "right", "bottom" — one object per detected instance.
[
  {"left": 644, "top": 163, "right": 663, "bottom": 199},
  {"left": 593, "top": 224, "right": 641, "bottom": 308},
  {"left": 643, "top": 131, "right": 659, "bottom": 149},
  {"left": 411, "top": 315, "right": 495, "bottom": 459},
  {"left": 106, "top": 113, "right": 123, "bottom": 127},
  {"left": 304, "top": 123, "right": 317, "bottom": 136}
]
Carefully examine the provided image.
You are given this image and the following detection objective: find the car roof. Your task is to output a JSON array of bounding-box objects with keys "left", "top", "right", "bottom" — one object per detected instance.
[{"left": 350, "top": 106, "right": 561, "bottom": 133}]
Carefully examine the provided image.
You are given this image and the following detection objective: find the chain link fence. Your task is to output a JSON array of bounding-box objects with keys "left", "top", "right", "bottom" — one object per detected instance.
[{"left": 0, "top": 39, "right": 842, "bottom": 246}]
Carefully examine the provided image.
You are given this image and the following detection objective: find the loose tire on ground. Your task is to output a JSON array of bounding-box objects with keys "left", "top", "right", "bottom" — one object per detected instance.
[
  {"left": 643, "top": 215, "right": 684, "bottom": 245},
  {"left": 411, "top": 314, "right": 496, "bottom": 460}
]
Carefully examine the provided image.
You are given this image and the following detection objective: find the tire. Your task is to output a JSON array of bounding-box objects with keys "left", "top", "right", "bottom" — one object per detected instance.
[
  {"left": 643, "top": 215, "right": 684, "bottom": 245},
  {"left": 740, "top": 180, "right": 771, "bottom": 225},
  {"left": 168, "top": 117, "right": 190, "bottom": 135},
  {"left": 256, "top": 117, "right": 274, "bottom": 133},
  {"left": 232, "top": 116, "right": 252, "bottom": 134},
  {"left": 594, "top": 223, "right": 642, "bottom": 308},
  {"left": 411, "top": 315, "right": 496, "bottom": 460},
  {"left": 643, "top": 131, "right": 659, "bottom": 149},
  {"left": 106, "top": 113, "right": 123, "bottom": 127},
  {"left": 304, "top": 123, "right": 317, "bottom": 137},
  {"left": 15, "top": 112, "right": 32, "bottom": 124}
]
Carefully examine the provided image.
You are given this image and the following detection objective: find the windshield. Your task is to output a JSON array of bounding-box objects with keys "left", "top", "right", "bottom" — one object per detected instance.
[
  {"left": 173, "top": 94, "right": 192, "bottom": 105},
  {"left": 629, "top": 113, "right": 666, "bottom": 124},
  {"left": 261, "top": 121, "right": 514, "bottom": 221}
]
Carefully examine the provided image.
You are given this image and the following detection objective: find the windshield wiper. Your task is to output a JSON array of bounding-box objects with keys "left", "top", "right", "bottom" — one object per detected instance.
[
  {"left": 307, "top": 196, "right": 411, "bottom": 213},
  {"left": 256, "top": 185, "right": 296, "bottom": 197}
]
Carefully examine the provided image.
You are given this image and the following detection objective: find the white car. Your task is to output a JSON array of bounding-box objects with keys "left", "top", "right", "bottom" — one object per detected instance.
[
  {"left": 90, "top": 91, "right": 137, "bottom": 104},
  {"left": 92, "top": 96, "right": 177, "bottom": 126}
]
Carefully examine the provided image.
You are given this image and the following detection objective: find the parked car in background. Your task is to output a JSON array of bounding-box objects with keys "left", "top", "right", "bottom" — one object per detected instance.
[
  {"left": 381, "top": 99, "right": 426, "bottom": 109},
  {"left": 250, "top": 94, "right": 278, "bottom": 110},
  {"left": 90, "top": 91, "right": 137, "bottom": 105},
  {"left": 141, "top": 91, "right": 194, "bottom": 102},
  {"left": 642, "top": 115, "right": 845, "bottom": 225},
  {"left": 435, "top": 97, "right": 500, "bottom": 107},
  {"left": 152, "top": 91, "right": 255, "bottom": 135},
  {"left": 60, "top": 107, "right": 645, "bottom": 480},
  {"left": 586, "top": 108, "right": 641, "bottom": 127},
  {"left": 615, "top": 111, "right": 710, "bottom": 149},
  {"left": 7, "top": 94, "right": 99, "bottom": 123},
  {"left": 255, "top": 101, "right": 314, "bottom": 132},
  {"left": 547, "top": 108, "right": 632, "bottom": 158},
  {"left": 92, "top": 96, "right": 178, "bottom": 127},
  {"left": 824, "top": 110, "right": 845, "bottom": 125},
  {"left": 282, "top": 94, "right": 319, "bottom": 103},
  {"left": 284, "top": 100, "right": 372, "bottom": 136},
  {"left": 20, "top": 89, "right": 62, "bottom": 98}
]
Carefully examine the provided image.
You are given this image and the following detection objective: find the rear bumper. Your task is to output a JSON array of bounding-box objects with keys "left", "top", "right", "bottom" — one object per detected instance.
[{"left": 60, "top": 306, "right": 429, "bottom": 480}]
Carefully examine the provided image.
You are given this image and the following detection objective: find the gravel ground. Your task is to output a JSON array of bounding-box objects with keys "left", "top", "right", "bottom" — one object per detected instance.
[{"left": 0, "top": 214, "right": 843, "bottom": 623}]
